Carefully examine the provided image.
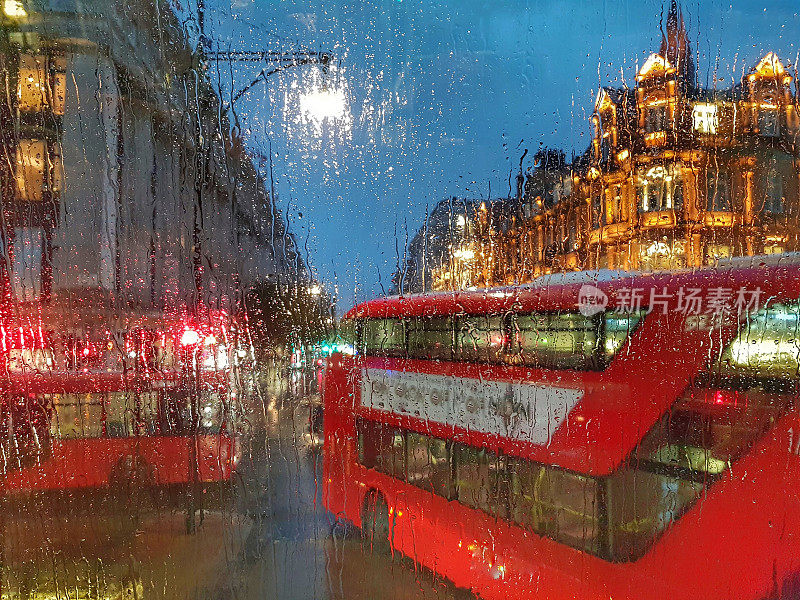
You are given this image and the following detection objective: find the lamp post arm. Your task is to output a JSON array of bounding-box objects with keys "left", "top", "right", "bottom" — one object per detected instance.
[
  {"left": 230, "top": 65, "right": 286, "bottom": 106},
  {"left": 209, "top": 50, "right": 333, "bottom": 109},
  {"left": 207, "top": 50, "right": 332, "bottom": 64}
]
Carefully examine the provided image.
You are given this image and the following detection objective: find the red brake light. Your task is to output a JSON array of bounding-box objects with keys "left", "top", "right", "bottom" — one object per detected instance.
[{"left": 709, "top": 389, "right": 739, "bottom": 407}]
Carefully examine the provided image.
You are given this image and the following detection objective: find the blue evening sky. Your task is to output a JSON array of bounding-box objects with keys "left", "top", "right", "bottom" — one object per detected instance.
[{"left": 202, "top": 0, "right": 800, "bottom": 310}]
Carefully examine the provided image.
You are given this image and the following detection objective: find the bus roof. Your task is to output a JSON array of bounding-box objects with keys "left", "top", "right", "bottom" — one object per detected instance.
[{"left": 346, "top": 253, "right": 800, "bottom": 319}]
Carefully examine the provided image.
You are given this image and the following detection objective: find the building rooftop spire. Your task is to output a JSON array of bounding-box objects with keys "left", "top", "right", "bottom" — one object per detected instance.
[{"left": 659, "top": 0, "right": 695, "bottom": 87}]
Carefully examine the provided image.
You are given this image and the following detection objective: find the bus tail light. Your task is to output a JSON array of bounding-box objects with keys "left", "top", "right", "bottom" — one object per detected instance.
[{"left": 704, "top": 389, "right": 740, "bottom": 407}]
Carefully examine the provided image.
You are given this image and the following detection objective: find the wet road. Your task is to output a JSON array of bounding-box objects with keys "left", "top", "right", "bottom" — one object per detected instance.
[
  {"left": 1, "top": 373, "right": 474, "bottom": 600},
  {"left": 214, "top": 391, "right": 474, "bottom": 600}
]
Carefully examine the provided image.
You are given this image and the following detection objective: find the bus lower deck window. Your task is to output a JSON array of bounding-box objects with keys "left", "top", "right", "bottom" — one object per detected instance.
[{"left": 357, "top": 418, "right": 405, "bottom": 479}]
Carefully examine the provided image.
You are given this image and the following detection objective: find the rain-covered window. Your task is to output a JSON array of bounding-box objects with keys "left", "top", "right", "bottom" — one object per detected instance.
[{"left": 1, "top": 1, "right": 800, "bottom": 599}]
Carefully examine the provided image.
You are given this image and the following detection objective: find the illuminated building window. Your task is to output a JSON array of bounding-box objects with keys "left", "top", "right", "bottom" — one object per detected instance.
[
  {"left": 705, "top": 168, "right": 731, "bottom": 212},
  {"left": 599, "top": 108, "right": 613, "bottom": 129},
  {"left": 16, "top": 139, "right": 46, "bottom": 201},
  {"left": 18, "top": 54, "right": 47, "bottom": 112},
  {"left": 12, "top": 227, "right": 44, "bottom": 301},
  {"left": 17, "top": 54, "right": 66, "bottom": 115},
  {"left": 598, "top": 109, "right": 616, "bottom": 147},
  {"left": 639, "top": 237, "right": 686, "bottom": 271},
  {"left": 636, "top": 164, "right": 683, "bottom": 212},
  {"left": 692, "top": 103, "right": 718, "bottom": 134},
  {"left": 607, "top": 188, "right": 623, "bottom": 223},
  {"left": 15, "top": 139, "right": 62, "bottom": 202},
  {"left": 705, "top": 244, "right": 732, "bottom": 261},
  {"left": 758, "top": 107, "right": 779, "bottom": 137},
  {"left": 644, "top": 105, "right": 667, "bottom": 133}
]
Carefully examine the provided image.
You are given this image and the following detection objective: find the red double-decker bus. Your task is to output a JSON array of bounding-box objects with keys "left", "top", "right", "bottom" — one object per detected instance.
[
  {"left": 324, "top": 255, "right": 800, "bottom": 600},
  {"left": 0, "top": 310, "right": 240, "bottom": 504}
]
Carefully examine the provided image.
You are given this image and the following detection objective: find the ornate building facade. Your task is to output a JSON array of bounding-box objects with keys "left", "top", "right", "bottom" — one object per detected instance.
[
  {"left": 391, "top": 197, "right": 511, "bottom": 294},
  {"left": 435, "top": 1, "right": 800, "bottom": 290}
]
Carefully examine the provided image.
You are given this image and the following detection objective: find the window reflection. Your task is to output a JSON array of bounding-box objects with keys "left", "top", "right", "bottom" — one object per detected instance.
[
  {"left": 17, "top": 53, "right": 48, "bottom": 112},
  {"left": 14, "top": 139, "right": 61, "bottom": 202},
  {"left": 16, "top": 53, "right": 66, "bottom": 115},
  {"left": 15, "top": 139, "right": 46, "bottom": 201}
]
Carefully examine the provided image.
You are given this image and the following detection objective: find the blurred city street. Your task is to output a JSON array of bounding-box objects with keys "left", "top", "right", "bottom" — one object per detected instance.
[{"left": 0, "top": 365, "right": 472, "bottom": 600}]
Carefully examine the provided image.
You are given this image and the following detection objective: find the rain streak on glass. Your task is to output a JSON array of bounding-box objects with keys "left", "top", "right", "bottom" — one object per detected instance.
[{"left": 0, "top": 1, "right": 799, "bottom": 600}]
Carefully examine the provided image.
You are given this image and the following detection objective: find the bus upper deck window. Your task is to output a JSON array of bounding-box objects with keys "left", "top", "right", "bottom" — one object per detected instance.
[
  {"left": 713, "top": 302, "right": 800, "bottom": 381},
  {"left": 456, "top": 314, "right": 504, "bottom": 363},
  {"left": 603, "top": 311, "right": 646, "bottom": 364},
  {"left": 408, "top": 316, "right": 453, "bottom": 361},
  {"left": 363, "top": 318, "right": 406, "bottom": 357},
  {"left": 512, "top": 312, "right": 599, "bottom": 370}
]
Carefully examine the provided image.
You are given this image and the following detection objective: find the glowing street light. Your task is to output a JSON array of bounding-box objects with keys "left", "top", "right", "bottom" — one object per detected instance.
[
  {"left": 210, "top": 50, "right": 334, "bottom": 109},
  {"left": 3, "top": 0, "right": 26, "bottom": 17},
  {"left": 300, "top": 87, "right": 347, "bottom": 123},
  {"left": 453, "top": 247, "right": 476, "bottom": 261}
]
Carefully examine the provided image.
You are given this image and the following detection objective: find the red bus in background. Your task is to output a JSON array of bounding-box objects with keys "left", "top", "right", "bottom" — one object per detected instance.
[
  {"left": 324, "top": 254, "right": 800, "bottom": 600},
  {"left": 0, "top": 311, "right": 241, "bottom": 500}
]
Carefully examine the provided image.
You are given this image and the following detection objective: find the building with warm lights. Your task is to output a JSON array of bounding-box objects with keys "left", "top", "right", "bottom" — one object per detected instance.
[
  {"left": 0, "top": 0, "right": 300, "bottom": 362},
  {"left": 428, "top": 1, "right": 800, "bottom": 290},
  {"left": 391, "top": 197, "right": 481, "bottom": 294}
]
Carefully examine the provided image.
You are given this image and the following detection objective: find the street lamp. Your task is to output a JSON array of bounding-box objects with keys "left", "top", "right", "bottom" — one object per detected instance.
[
  {"left": 197, "top": 1, "right": 344, "bottom": 119},
  {"left": 208, "top": 48, "right": 348, "bottom": 138},
  {"left": 206, "top": 50, "right": 335, "bottom": 110},
  {"left": 3, "top": 0, "right": 25, "bottom": 17},
  {"left": 300, "top": 86, "right": 347, "bottom": 123}
]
